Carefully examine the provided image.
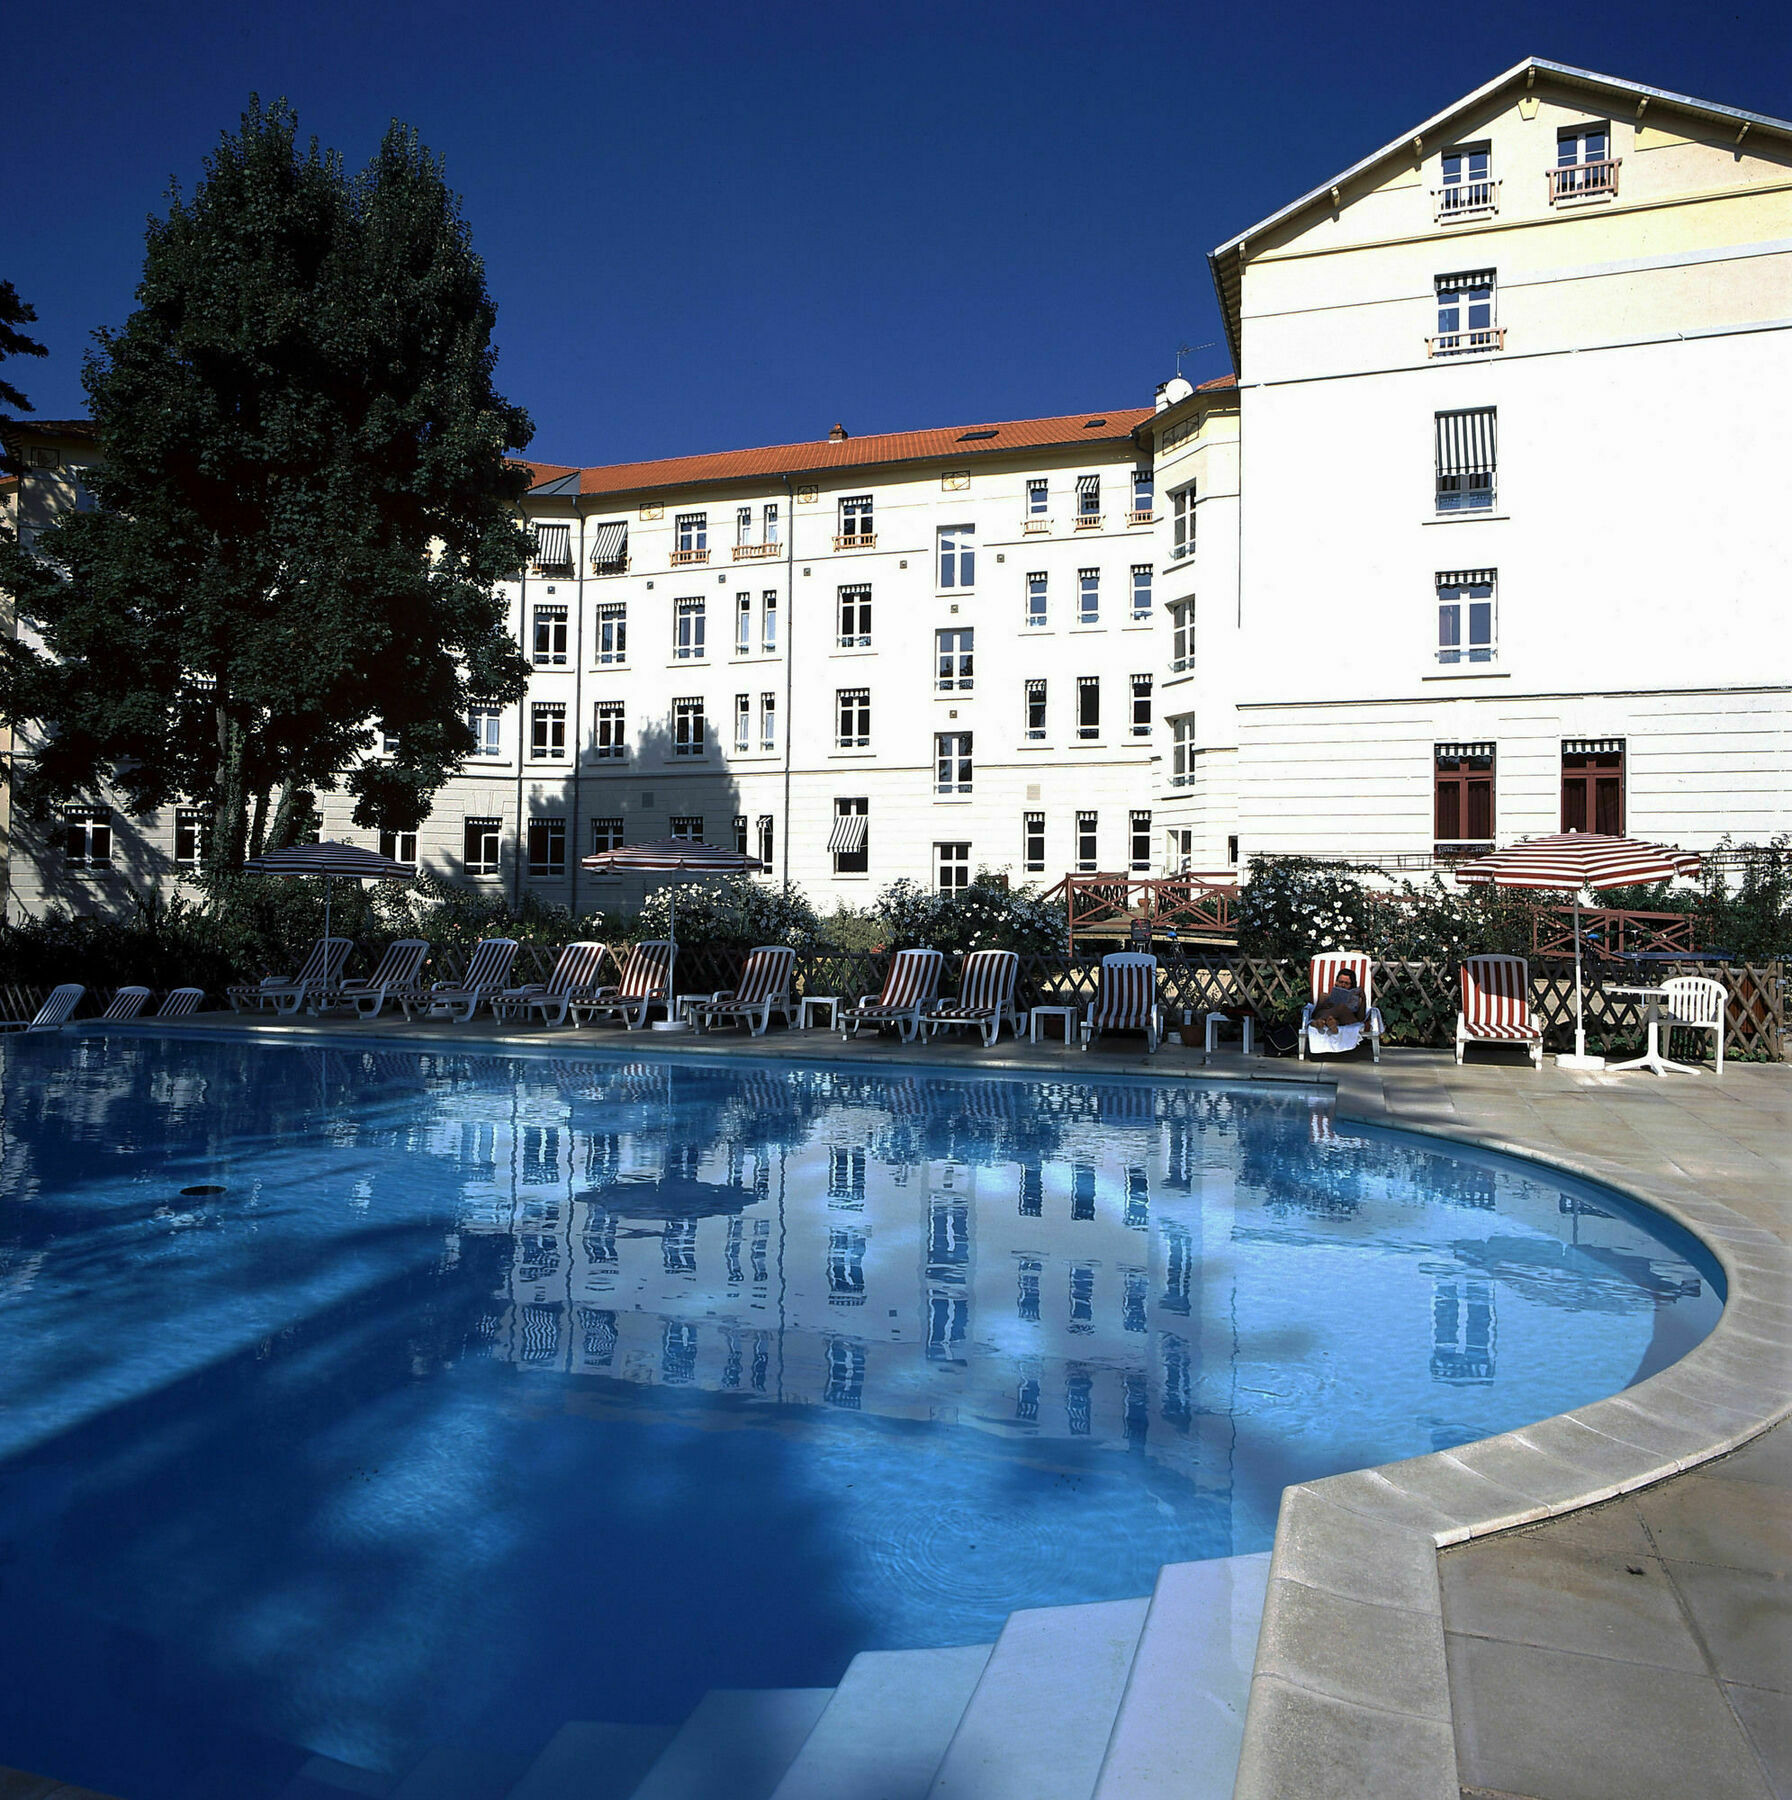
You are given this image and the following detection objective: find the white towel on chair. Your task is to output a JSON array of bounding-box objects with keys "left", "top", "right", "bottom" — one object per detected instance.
[{"left": 1306, "top": 1021, "right": 1365, "bottom": 1055}]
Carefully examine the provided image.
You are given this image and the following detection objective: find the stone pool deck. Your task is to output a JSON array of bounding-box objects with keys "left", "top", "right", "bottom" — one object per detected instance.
[{"left": 59, "top": 1014, "right": 1792, "bottom": 1800}]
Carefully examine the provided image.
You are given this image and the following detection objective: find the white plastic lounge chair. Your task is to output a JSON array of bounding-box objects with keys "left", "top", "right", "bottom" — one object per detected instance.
[
  {"left": 227, "top": 938, "right": 353, "bottom": 1016},
  {"left": 1299, "top": 951, "right": 1384, "bottom": 1062},
  {"left": 0, "top": 983, "right": 85, "bottom": 1033},
  {"left": 1615, "top": 974, "right": 1726, "bottom": 1077},
  {"left": 493, "top": 941, "right": 613, "bottom": 1027},
  {"left": 1083, "top": 953, "right": 1161, "bottom": 1053},
  {"left": 400, "top": 937, "right": 519, "bottom": 1023},
  {"left": 1456, "top": 954, "right": 1543, "bottom": 1068},
  {"left": 101, "top": 986, "right": 153, "bottom": 1022},
  {"left": 686, "top": 946, "right": 798, "bottom": 1037},
  {"left": 925, "top": 949, "right": 1023, "bottom": 1046},
  {"left": 569, "top": 941, "right": 673, "bottom": 1031},
  {"left": 334, "top": 939, "right": 431, "bottom": 1020},
  {"left": 158, "top": 987, "right": 205, "bottom": 1018},
  {"left": 841, "top": 948, "right": 945, "bottom": 1043}
]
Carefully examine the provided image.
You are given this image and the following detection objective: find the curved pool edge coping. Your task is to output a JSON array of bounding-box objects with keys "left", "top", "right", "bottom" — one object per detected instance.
[{"left": 1231, "top": 1095, "right": 1792, "bottom": 1800}]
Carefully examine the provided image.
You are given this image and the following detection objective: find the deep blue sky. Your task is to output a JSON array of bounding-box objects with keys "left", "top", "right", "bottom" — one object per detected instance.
[{"left": 9, "top": 0, "right": 1789, "bottom": 467}]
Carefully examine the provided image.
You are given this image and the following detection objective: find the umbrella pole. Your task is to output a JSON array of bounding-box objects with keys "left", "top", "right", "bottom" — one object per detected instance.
[
  {"left": 668, "top": 884, "right": 677, "bottom": 1005},
  {"left": 1573, "top": 897, "right": 1586, "bottom": 1061}
]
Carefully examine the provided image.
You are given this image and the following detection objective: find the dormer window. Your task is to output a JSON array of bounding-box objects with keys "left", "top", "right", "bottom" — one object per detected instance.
[
  {"left": 1435, "top": 142, "right": 1498, "bottom": 222},
  {"left": 1550, "top": 122, "right": 1618, "bottom": 202}
]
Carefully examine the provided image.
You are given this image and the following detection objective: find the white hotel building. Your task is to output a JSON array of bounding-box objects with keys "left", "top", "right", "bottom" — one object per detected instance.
[{"left": 7, "top": 59, "right": 1789, "bottom": 915}]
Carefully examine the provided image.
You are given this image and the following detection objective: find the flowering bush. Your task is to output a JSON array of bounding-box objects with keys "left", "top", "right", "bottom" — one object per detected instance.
[
  {"left": 874, "top": 877, "right": 1066, "bottom": 954},
  {"left": 1235, "top": 857, "right": 1378, "bottom": 960},
  {"left": 631, "top": 876, "right": 821, "bottom": 948}
]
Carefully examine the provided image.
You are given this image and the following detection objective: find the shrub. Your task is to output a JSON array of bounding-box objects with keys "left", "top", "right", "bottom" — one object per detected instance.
[
  {"left": 630, "top": 877, "right": 821, "bottom": 949},
  {"left": 1235, "top": 857, "right": 1378, "bottom": 961},
  {"left": 873, "top": 876, "right": 1066, "bottom": 955}
]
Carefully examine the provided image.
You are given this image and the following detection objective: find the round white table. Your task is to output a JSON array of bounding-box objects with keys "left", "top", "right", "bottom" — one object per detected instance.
[{"left": 1605, "top": 985, "right": 1699, "bottom": 1076}]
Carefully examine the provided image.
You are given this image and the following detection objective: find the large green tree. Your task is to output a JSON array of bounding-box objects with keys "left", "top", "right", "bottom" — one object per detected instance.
[
  {"left": 0, "top": 279, "right": 49, "bottom": 476},
  {"left": 0, "top": 99, "right": 534, "bottom": 875}
]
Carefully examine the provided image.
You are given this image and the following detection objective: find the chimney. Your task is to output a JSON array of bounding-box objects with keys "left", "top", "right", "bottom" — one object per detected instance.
[{"left": 827, "top": 422, "right": 849, "bottom": 441}]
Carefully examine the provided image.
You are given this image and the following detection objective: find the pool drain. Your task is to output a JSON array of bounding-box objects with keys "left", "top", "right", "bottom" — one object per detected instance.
[{"left": 179, "top": 1184, "right": 226, "bottom": 1197}]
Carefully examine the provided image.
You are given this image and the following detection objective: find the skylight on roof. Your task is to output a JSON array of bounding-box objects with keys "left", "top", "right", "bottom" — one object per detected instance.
[
  {"left": 1083, "top": 417, "right": 1108, "bottom": 428},
  {"left": 957, "top": 428, "right": 1000, "bottom": 441}
]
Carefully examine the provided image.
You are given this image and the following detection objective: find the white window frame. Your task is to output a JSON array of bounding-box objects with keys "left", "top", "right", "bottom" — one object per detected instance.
[
  {"left": 839, "top": 494, "right": 874, "bottom": 539},
  {"left": 935, "top": 731, "right": 973, "bottom": 795},
  {"left": 674, "top": 696, "right": 706, "bottom": 756},
  {"left": 1076, "top": 675, "right": 1100, "bottom": 741},
  {"left": 1077, "top": 567, "right": 1099, "bottom": 625},
  {"left": 938, "top": 524, "right": 976, "bottom": 590},
  {"left": 1023, "top": 811, "right": 1045, "bottom": 874},
  {"left": 532, "top": 604, "right": 568, "bottom": 666},
  {"left": 832, "top": 796, "right": 869, "bottom": 874},
  {"left": 1171, "top": 485, "right": 1196, "bottom": 559},
  {"left": 590, "top": 817, "right": 624, "bottom": 856},
  {"left": 174, "top": 807, "right": 205, "bottom": 870},
  {"left": 468, "top": 705, "right": 504, "bottom": 757},
  {"left": 760, "top": 690, "right": 776, "bottom": 751},
  {"left": 674, "top": 596, "right": 707, "bottom": 660},
  {"left": 1129, "top": 810, "right": 1152, "bottom": 874},
  {"left": 1437, "top": 569, "right": 1497, "bottom": 665},
  {"left": 597, "top": 602, "right": 627, "bottom": 665},
  {"left": 1131, "top": 467, "right": 1153, "bottom": 519},
  {"left": 530, "top": 701, "right": 567, "bottom": 760},
  {"left": 836, "top": 687, "right": 871, "bottom": 749},
  {"left": 1170, "top": 600, "right": 1195, "bottom": 672},
  {"left": 379, "top": 828, "right": 418, "bottom": 867},
  {"left": 1025, "top": 570, "right": 1048, "bottom": 629},
  {"left": 593, "top": 699, "right": 626, "bottom": 759},
  {"left": 1024, "top": 678, "right": 1047, "bottom": 742},
  {"left": 463, "top": 817, "right": 502, "bottom": 876},
  {"left": 1075, "top": 810, "right": 1098, "bottom": 873},
  {"left": 1433, "top": 270, "right": 1499, "bottom": 356},
  {"left": 837, "top": 583, "right": 872, "bottom": 648},
  {"left": 762, "top": 590, "right": 778, "bottom": 653},
  {"left": 736, "top": 592, "right": 752, "bottom": 653},
  {"left": 62, "top": 807, "right": 113, "bottom": 869},
  {"left": 1026, "top": 478, "right": 1048, "bottom": 517},
  {"left": 935, "top": 627, "right": 974, "bottom": 691},
  {"left": 527, "top": 816, "right": 567, "bottom": 877},
  {"left": 1170, "top": 715, "right": 1195, "bottom": 787},
  {"left": 675, "top": 512, "right": 708, "bottom": 553},
  {"left": 1130, "top": 673, "right": 1152, "bottom": 737},
  {"left": 735, "top": 692, "right": 752, "bottom": 752},
  {"left": 1130, "top": 564, "right": 1152, "bottom": 620},
  {"left": 935, "top": 841, "right": 971, "bottom": 892}
]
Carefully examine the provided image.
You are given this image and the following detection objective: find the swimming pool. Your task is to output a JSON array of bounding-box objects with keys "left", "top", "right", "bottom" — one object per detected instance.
[{"left": 0, "top": 1033, "right": 1719, "bottom": 1799}]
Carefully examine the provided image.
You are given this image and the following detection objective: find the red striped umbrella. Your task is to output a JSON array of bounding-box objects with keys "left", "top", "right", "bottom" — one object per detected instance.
[
  {"left": 580, "top": 840, "right": 765, "bottom": 982},
  {"left": 1454, "top": 832, "right": 1701, "bottom": 1065}
]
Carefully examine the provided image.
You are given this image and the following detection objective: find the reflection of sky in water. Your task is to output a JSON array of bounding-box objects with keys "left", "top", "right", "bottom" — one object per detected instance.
[{"left": 0, "top": 1036, "right": 1720, "bottom": 1800}]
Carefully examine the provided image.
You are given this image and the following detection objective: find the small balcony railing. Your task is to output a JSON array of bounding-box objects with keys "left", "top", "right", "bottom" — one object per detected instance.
[
  {"left": 1022, "top": 518, "right": 1052, "bottom": 534},
  {"left": 1127, "top": 509, "right": 1155, "bottom": 525},
  {"left": 732, "top": 542, "right": 781, "bottom": 560},
  {"left": 832, "top": 533, "right": 877, "bottom": 551},
  {"left": 590, "top": 557, "right": 630, "bottom": 576},
  {"left": 1426, "top": 326, "right": 1507, "bottom": 358},
  {"left": 670, "top": 547, "right": 710, "bottom": 566},
  {"left": 1073, "top": 513, "right": 1104, "bottom": 531},
  {"left": 1548, "top": 159, "right": 1620, "bottom": 203},
  {"left": 1432, "top": 179, "right": 1501, "bottom": 222}
]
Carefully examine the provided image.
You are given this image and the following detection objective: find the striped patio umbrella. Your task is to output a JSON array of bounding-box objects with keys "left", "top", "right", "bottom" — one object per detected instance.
[
  {"left": 242, "top": 840, "right": 415, "bottom": 944},
  {"left": 1454, "top": 831, "right": 1701, "bottom": 1065},
  {"left": 580, "top": 839, "right": 765, "bottom": 984}
]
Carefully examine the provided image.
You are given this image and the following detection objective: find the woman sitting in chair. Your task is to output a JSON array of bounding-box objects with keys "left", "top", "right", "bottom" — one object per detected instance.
[{"left": 1308, "top": 968, "right": 1368, "bottom": 1037}]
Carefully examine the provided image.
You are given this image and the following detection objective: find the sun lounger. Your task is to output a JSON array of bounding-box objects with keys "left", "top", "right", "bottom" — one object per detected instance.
[
  {"left": 0, "top": 983, "right": 85, "bottom": 1034},
  {"left": 158, "top": 988, "right": 205, "bottom": 1018},
  {"left": 227, "top": 938, "right": 354, "bottom": 1016},
  {"left": 686, "top": 946, "right": 798, "bottom": 1037},
  {"left": 1299, "top": 951, "right": 1384, "bottom": 1062},
  {"left": 493, "top": 941, "right": 613, "bottom": 1027},
  {"left": 1083, "top": 953, "right": 1161, "bottom": 1053},
  {"left": 569, "top": 942, "right": 673, "bottom": 1031},
  {"left": 1456, "top": 954, "right": 1543, "bottom": 1068},
  {"left": 841, "top": 948, "right": 944, "bottom": 1043},
  {"left": 101, "top": 986, "right": 153, "bottom": 1022},
  {"left": 333, "top": 939, "right": 431, "bottom": 1020},
  {"left": 398, "top": 937, "right": 519, "bottom": 1023},
  {"left": 924, "top": 949, "right": 1023, "bottom": 1046}
]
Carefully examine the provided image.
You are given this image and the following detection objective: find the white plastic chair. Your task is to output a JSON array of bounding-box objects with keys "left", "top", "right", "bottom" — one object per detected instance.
[
  {"left": 0, "top": 984, "right": 85, "bottom": 1033},
  {"left": 1656, "top": 975, "right": 1726, "bottom": 1076},
  {"left": 102, "top": 986, "right": 153, "bottom": 1022}
]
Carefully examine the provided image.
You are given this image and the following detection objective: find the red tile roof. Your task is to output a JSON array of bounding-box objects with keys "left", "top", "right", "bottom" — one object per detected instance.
[
  {"left": 1193, "top": 374, "right": 1237, "bottom": 391},
  {"left": 520, "top": 407, "right": 1158, "bottom": 499}
]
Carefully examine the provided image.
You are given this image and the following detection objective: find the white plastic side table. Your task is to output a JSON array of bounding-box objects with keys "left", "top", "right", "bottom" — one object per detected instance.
[
  {"left": 800, "top": 995, "right": 840, "bottom": 1031},
  {"left": 1203, "top": 1011, "right": 1255, "bottom": 1059},
  {"left": 1029, "top": 1004, "right": 1077, "bottom": 1045}
]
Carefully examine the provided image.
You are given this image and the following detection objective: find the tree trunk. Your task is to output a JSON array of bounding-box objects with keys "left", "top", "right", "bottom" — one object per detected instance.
[
  {"left": 247, "top": 787, "right": 271, "bottom": 861},
  {"left": 269, "top": 780, "right": 302, "bottom": 850},
  {"left": 208, "top": 704, "right": 250, "bottom": 878}
]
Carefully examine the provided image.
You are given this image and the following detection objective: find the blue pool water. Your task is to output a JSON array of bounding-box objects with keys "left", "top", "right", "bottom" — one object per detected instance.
[{"left": 0, "top": 1033, "right": 1719, "bottom": 1798}]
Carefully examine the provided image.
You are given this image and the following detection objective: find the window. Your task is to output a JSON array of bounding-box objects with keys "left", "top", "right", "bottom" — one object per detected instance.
[
  {"left": 675, "top": 596, "right": 706, "bottom": 659},
  {"left": 527, "top": 817, "right": 567, "bottom": 876},
  {"left": 62, "top": 807, "right": 113, "bottom": 869},
  {"left": 1435, "top": 743, "right": 1495, "bottom": 850},
  {"left": 737, "top": 505, "right": 753, "bottom": 546},
  {"left": 530, "top": 701, "right": 567, "bottom": 759},
  {"left": 735, "top": 592, "right": 751, "bottom": 653},
  {"left": 935, "top": 842, "right": 971, "bottom": 892},
  {"left": 757, "top": 815, "right": 775, "bottom": 866},
  {"left": 936, "top": 628, "right": 974, "bottom": 691},
  {"left": 936, "top": 731, "right": 973, "bottom": 794},
  {"left": 593, "top": 700, "right": 626, "bottom": 759},
  {"left": 379, "top": 829, "right": 417, "bottom": 867},
  {"left": 463, "top": 817, "right": 502, "bottom": 876},
  {"left": 597, "top": 602, "right": 627, "bottom": 664},
  {"left": 674, "top": 697, "right": 706, "bottom": 756},
  {"left": 1026, "top": 478, "right": 1048, "bottom": 518},
  {"left": 1023, "top": 811, "right": 1045, "bottom": 874},
  {"left": 733, "top": 814, "right": 749, "bottom": 856},
  {"left": 1077, "top": 568, "right": 1100, "bottom": 626},
  {"left": 831, "top": 798, "right": 869, "bottom": 874},
  {"left": 1131, "top": 564, "right": 1152, "bottom": 620},
  {"left": 1168, "top": 828, "right": 1193, "bottom": 873},
  {"left": 1170, "top": 715, "right": 1195, "bottom": 787},
  {"left": 590, "top": 520, "right": 628, "bottom": 575},
  {"left": 1026, "top": 570, "right": 1048, "bottom": 628},
  {"left": 837, "top": 584, "right": 872, "bottom": 648},
  {"left": 1435, "top": 408, "right": 1496, "bottom": 512},
  {"left": 762, "top": 502, "right": 779, "bottom": 545},
  {"left": 838, "top": 494, "right": 874, "bottom": 543},
  {"left": 380, "top": 729, "right": 402, "bottom": 757},
  {"left": 1438, "top": 142, "right": 1495, "bottom": 218},
  {"left": 762, "top": 591, "right": 778, "bottom": 653},
  {"left": 674, "top": 512, "right": 708, "bottom": 560},
  {"left": 760, "top": 691, "right": 776, "bottom": 751},
  {"left": 735, "top": 692, "right": 751, "bottom": 752},
  {"left": 1131, "top": 468, "right": 1153, "bottom": 520},
  {"left": 591, "top": 817, "right": 624, "bottom": 856},
  {"left": 1437, "top": 568, "right": 1496, "bottom": 664},
  {"left": 533, "top": 523, "right": 573, "bottom": 573},
  {"left": 1171, "top": 484, "right": 1195, "bottom": 559},
  {"left": 670, "top": 815, "right": 703, "bottom": 842},
  {"left": 1562, "top": 739, "right": 1626, "bottom": 836},
  {"left": 1075, "top": 810, "right": 1098, "bottom": 873},
  {"left": 938, "top": 524, "right": 975, "bottom": 590},
  {"left": 1076, "top": 473, "right": 1101, "bottom": 523},
  {"left": 1552, "top": 122, "right": 1616, "bottom": 200},
  {"left": 1130, "top": 811, "right": 1152, "bottom": 873},
  {"left": 1432, "top": 270, "right": 1499, "bottom": 356},
  {"left": 836, "top": 687, "right": 871, "bottom": 748},
  {"left": 467, "top": 704, "right": 503, "bottom": 757},
  {"left": 1131, "top": 674, "right": 1152, "bottom": 736},
  {"left": 1170, "top": 599, "right": 1195, "bottom": 671},
  {"left": 532, "top": 604, "right": 567, "bottom": 665},
  {"left": 174, "top": 807, "right": 205, "bottom": 870},
  {"left": 1025, "top": 678, "right": 1047, "bottom": 741},
  {"left": 1076, "top": 675, "right": 1100, "bottom": 741}
]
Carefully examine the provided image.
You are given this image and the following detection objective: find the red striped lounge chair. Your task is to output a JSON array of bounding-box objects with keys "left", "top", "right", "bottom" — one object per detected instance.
[
  {"left": 924, "top": 949, "right": 1022, "bottom": 1047},
  {"left": 840, "top": 948, "right": 944, "bottom": 1043},
  {"left": 569, "top": 941, "right": 673, "bottom": 1031},
  {"left": 399, "top": 937, "right": 519, "bottom": 1023},
  {"left": 686, "top": 946, "right": 798, "bottom": 1037},
  {"left": 334, "top": 939, "right": 431, "bottom": 1020},
  {"left": 0, "top": 983, "right": 85, "bottom": 1033},
  {"left": 493, "top": 941, "right": 612, "bottom": 1027},
  {"left": 1456, "top": 954, "right": 1543, "bottom": 1068},
  {"left": 1299, "top": 951, "right": 1384, "bottom": 1062},
  {"left": 1083, "top": 953, "right": 1161, "bottom": 1053},
  {"left": 102, "top": 986, "right": 153, "bottom": 1021},
  {"left": 158, "top": 987, "right": 205, "bottom": 1018},
  {"left": 227, "top": 938, "right": 353, "bottom": 1016}
]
